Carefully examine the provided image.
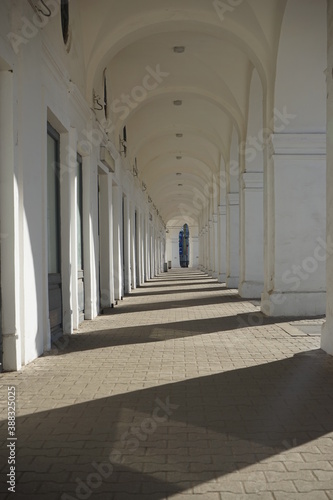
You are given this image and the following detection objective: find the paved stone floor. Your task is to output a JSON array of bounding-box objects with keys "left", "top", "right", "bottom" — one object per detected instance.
[{"left": 1, "top": 269, "right": 333, "bottom": 500}]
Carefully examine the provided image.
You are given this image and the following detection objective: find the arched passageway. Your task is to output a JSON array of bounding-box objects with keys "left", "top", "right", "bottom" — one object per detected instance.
[
  {"left": 1, "top": 0, "right": 333, "bottom": 494},
  {"left": 0, "top": 0, "right": 332, "bottom": 373}
]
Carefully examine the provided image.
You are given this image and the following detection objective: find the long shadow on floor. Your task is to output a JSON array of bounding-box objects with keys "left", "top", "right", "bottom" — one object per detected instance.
[
  {"left": 130, "top": 286, "right": 228, "bottom": 298},
  {"left": 139, "top": 281, "right": 218, "bottom": 289},
  {"left": 106, "top": 293, "right": 248, "bottom": 315},
  {"left": 53, "top": 312, "right": 321, "bottom": 354},
  {"left": 1, "top": 351, "right": 333, "bottom": 499}
]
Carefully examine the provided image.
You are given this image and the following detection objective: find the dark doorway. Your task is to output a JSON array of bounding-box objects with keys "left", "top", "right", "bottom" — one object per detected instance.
[{"left": 47, "top": 123, "right": 62, "bottom": 339}]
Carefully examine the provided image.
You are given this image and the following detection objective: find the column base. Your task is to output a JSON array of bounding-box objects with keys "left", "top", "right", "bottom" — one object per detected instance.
[
  {"left": 3, "top": 333, "right": 22, "bottom": 371},
  {"left": 212, "top": 271, "right": 218, "bottom": 279},
  {"left": 226, "top": 276, "right": 239, "bottom": 289},
  {"left": 239, "top": 281, "right": 264, "bottom": 299},
  {"left": 261, "top": 291, "right": 326, "bottom": 317},
  {"left": 218, "top": 273, "right": 226, "bottom": 283},
  {"left": 321, "top": 320, "right": 333, "bottom": 355}
]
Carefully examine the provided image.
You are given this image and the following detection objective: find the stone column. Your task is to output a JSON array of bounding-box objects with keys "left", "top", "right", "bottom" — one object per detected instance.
[
  {"left": 218, "top": 204, "right": 227, "bottom": 283},
  {"left": 208, "top": 219, "right": 214, "bottom": 276},
  {"left": 204, "top": 225, "right": 209, "bottom": 272},
  {"left": 112, "top": 184, "right": 122, "bottom": 300},
  {"left": 226, "top": 193, "right": 239, "bottom": 288},
  {"left": 0, "top": 71, "right": 21, "bottom": 371},
  {"left": 130, "top": 203, "right": 136, "bottom": 290},
  {"left": 99, "top": 171, "right": 115, "bottom": 307},
  {"left": 123, "top": 196, "right": 131, "bottom": 294},
  {"left": 239, "top": 172, "right": 264, "bottom": 298},
  {"left": 212, "top": 214, "right": 218, "bottom": 278},
  {"left": 145, "top": 213, "right": 150, "bottom": 280},
  {"left": 262, "top": 133, "right": 326, "bottom": 316},
  {"left": 321, "top": 1, "right": 333, "bottom": 354}
]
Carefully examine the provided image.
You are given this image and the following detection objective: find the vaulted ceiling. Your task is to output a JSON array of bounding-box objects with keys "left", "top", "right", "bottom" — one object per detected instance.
[{"left": 79, "top": 0, "right": 287, "bottom": 226}]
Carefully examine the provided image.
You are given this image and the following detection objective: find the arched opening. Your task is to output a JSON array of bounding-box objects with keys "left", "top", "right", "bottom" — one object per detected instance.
[{"left": 179, "top": 224, "right": 190, "bottom": 268}]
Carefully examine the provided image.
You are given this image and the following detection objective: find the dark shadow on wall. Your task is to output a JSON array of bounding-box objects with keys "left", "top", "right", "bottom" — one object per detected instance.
[{"left": 1, "top": 351, "right": 333, "bottom": 499}]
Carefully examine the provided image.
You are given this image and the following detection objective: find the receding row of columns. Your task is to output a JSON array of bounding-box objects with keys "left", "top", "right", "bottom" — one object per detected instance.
[
  {"left": 198, "top": 131, "right": 327, "bottom": 319},
  {"left": 99, "top": 175, "right": 165, "bottom": 308},
  {"left": 198, "top": 55, "right": 326, "bottom": 321}
]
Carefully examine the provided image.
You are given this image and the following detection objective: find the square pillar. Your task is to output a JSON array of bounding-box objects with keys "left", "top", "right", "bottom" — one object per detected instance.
[
  {"left": 322, "top": 6, "right": 333, "bottom": 353},
  {"left": 112, "top": 184, "right": 122, "bottom": 300},
  {"left": 0, "top": 70, "right": 21, "bottom": 371},
  {"left": 208, "top": 219, "right": 214, "bottom": 275},
  {"left": 212, "top": 214, "right": 218, "bottom": 278},
  {"left": 130, "top": 204, "right": 137, "bottom": 290},
  {"left": 239, "top": 172, "right": 264, "bottom": 298},
  {"left": 218, "top": 204, "right": 227, "bottom": 283},
  {"left": 262, "top": 133, "right": 326, "bottom": 316},
  {"left": 99, "top": 172, "right": 115, "bottom": 308},
  {"left": 123, "top": 196, "right": 131, "bottom": 294},
  {"left": 226, "top": 193, "right": 239, "bottom": 288}
]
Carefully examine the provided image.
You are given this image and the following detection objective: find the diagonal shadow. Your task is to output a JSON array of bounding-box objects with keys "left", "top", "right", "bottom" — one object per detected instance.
[
  {"left": 1, "top": 351, "right": 333, "bottom": 499},
  {"left": 138, "top": 280, "right": 218, "bottom": 288},
  {"left": 130, "top": 286, "right": 228, "bottom": 298},
  {"left": 53, "top": 312, "right": 320, "bottom": 354},
  {"left": 106, "top": 294, "right": 247, "bottom": 315}
]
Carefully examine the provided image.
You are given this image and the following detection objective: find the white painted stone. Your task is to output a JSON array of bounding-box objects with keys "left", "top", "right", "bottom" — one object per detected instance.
[
  {"left": 226, "top": 193, "right": 239, "bottom": 289},
  {"left": 218, "top": 205, "right": 227, "bottom": 283},
  {"left": 262, "top": 134, "right": 326, "bottom": 317},
  {"left": 322, "top": 1, "right": 333, "bottom": 355},
  {"left": 239, "top": 172, "right": 264, "bottom": 298}
]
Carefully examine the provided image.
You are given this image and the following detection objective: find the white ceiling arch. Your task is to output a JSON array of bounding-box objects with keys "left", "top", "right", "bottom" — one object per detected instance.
[
  {"left": 110, "top": 87, "right": 244, "bottom": 146},
  {"left": 78, "top": 0, "right": 287, "bottom": 226},
  {"left": 82, "top": 2, "right": 279, "bottom": 99},
  {"left": 129, "top": 126, "right": 227, "bottom": 165}
]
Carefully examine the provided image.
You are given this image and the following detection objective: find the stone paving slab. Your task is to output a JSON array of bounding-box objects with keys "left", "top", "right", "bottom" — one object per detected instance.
[{"left": 1, "top": 269, "right": 333, "bottom": 499}]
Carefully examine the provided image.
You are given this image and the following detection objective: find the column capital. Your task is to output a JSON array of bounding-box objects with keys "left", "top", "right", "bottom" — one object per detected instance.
[
  {"left": 227, "top": 193, "right": 239, "bottom": 206},
  {"left": 270, "top": 133, "right": 326, "bottom": 156},
  {"left": 218, "top": 204, "right": 226, "bottom": 216},
  {"left": 242, "top": 172, "right": 263, "bottom": 190}
]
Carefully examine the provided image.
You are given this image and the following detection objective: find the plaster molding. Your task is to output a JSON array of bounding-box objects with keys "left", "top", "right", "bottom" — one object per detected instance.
[
  {"left": 42, "top": 39, "right": 70, "bottom": 89},
  {"left": 68, "top": 80, "right": 91, "bottom": 121},
  {"left": 242, "top": 172, "right": 263, "bottom": 190},
  {"left": 227, "top": 193, "right": 239, "bottom": 206},
  {"left": 218, "top": 204, "right": 227, "bottom": 216},
  {"left": 271, "top": 133, "right": 326, "bottom": 156}
]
